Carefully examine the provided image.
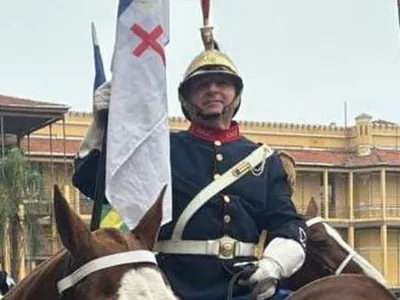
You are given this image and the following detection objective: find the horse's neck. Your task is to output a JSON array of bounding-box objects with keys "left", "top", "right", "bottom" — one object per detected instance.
[{"left": 5, "top": 249, "right": 68, "bottom": 300}]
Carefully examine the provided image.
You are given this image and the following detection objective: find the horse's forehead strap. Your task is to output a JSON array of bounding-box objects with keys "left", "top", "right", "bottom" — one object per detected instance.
[
  {"left": 305, "top": 216, "right": 360, "bottom": 275},
  {"left": 306, "top": 217, "right": 324, "bottom": 227},
  {"left": 57, "top": 250, "right": 157, "bottom": 295}
]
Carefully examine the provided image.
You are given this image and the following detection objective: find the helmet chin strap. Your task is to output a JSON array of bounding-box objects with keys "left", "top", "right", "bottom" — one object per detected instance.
[
  {"left": 196, "top": 111, "right": 221, "bottom": 120},
  {"left": 186, "top": 97, "right": 240, "bottom": 124}
]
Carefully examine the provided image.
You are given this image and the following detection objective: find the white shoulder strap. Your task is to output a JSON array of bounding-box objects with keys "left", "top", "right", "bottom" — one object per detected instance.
[{"left": 171, "top": 144, "right": 274, "bottom": 240}]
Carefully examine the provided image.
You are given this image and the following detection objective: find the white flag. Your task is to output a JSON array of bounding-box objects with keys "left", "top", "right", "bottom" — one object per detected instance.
[{"left": 106, "top": 0, "right": 172, "bottom": 229}]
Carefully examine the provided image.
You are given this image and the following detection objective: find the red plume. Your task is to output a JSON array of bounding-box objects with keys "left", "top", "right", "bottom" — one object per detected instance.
[{"left": 201, "top": 0, "right": 210, "bottom": 24}]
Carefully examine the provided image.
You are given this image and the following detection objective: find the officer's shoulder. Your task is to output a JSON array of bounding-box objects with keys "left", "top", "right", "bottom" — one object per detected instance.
[
  {"left": 239, "top": 135, "right": 256, "bottom": 145},
  {"left": 170, "top": 130, "right": 189, "bottom": 140},
  {"left": 170, "top": 130, "right": 195, "bottom": 149},
  {"left": 276, "top": 150, "right": 296, "bottom": 193},
  {"left": 276, "top": 150, "right": 296, "bottom": 167},
  {"left": 257, "top": 144, "right": 296, "bottom": 193}
]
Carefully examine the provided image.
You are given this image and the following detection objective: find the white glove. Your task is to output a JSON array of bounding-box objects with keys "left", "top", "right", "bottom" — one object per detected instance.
[
  {"left": 93, "top": 81, "right": 112, "bottom": 114},
  {"left": 235, "top": 258, "right": 280, "bottom": 300},
  {"left": 235, "top": 237, "right": 305, "bottom": 300},
  {"left": 6, "top": 275, "right": 15, "bottom": 287},
  {"left": 78, "top": 81, "right": 112, "bottom": 158}
]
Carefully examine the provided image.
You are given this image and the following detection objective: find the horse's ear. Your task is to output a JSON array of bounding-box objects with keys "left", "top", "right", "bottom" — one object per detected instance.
[
  {"left": 131, "top": 185, "right": 166, "bottom": 250},
  {"left": 53, "top": 185, "right": 94, "bottom": 260},
  {"left": 305, "top": 196, "right": 319, "bottom": 217}
]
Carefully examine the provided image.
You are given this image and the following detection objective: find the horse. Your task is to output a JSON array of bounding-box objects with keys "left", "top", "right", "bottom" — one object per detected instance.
[
  {"left": 280, "top": 198, "right": 387, "bottom": 292},
  {"left": 3, "top": 186, "right": 389, "bottom": 300},
  {"left": 3, "top": 185, "right": 178, "bottom": 300},
  {"left": 285, "top": 274, "right": 396, "bottom": 300}
]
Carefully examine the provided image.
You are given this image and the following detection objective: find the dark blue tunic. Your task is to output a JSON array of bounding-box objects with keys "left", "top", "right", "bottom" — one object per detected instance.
[
  {"left": 72, "top": 126, "right": 308, "bottom": 300},
  {"left": 0, "top": 271, "right": 10, "bottom": 295}
]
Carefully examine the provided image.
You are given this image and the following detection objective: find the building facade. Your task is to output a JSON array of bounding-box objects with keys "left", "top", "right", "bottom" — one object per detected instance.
[{"left": 4, "top": 107, "right": 400, "bottom": 287}]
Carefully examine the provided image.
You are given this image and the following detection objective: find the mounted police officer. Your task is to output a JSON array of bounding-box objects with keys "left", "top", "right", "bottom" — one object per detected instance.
[{"left": 72, "top": 8, "right": 308, "bottom": 300}]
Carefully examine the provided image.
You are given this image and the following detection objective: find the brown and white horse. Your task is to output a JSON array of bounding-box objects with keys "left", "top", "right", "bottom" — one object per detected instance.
[
  {"left": 3, "top": 185, "right": 178, "bottom": 300},
  {"left": 281, "top": 198, "right": 386, "bottom": 291},
  {"left": 2, "top": 187, "right": 391, "bottom": 300}
]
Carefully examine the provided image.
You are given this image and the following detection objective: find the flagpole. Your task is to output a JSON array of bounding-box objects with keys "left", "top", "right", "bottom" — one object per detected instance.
[
  {"left": 89, "top": 22, "right": 108, "bottom": 231},
  {"left": 90, "top": 113, "right": 108, "bottom": 231},
  {"left": 398, "top": 0, "right": 400, "bottom": 30}
]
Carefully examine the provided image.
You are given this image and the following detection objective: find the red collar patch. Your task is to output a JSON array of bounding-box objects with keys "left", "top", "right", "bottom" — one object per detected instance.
[{"left": 188, "top": 122, "right": 240, "bottom": 143}]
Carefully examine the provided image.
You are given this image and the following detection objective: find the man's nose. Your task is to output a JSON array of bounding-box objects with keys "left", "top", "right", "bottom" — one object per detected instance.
[{"left": 207, "top": 82, "right": 219, "bottom": 92}]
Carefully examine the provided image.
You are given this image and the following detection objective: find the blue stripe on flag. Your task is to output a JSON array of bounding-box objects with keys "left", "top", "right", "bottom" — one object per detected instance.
[
  {"left": 118, "top": 0, "right": 134, "bottom": 17},
  {"left": 93, "top": 45, "right": 106, "bottom": 90},
  {"left": 91, "top": 22, "right": 107, "bottom": 90}
]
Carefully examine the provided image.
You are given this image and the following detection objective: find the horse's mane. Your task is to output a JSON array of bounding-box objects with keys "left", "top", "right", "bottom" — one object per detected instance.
[{"left": 4, "top": 249, "right": 68, "bottom": 300}]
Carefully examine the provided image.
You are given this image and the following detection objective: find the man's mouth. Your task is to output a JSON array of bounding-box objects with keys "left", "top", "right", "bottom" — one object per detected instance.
[{"left": 204, "top": 99, "right": 223, "bottom": 105}]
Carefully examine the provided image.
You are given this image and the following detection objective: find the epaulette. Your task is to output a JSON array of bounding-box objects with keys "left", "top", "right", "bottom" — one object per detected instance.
[{"left": 277, "top": 150, "right": 296, "bottom": 195}]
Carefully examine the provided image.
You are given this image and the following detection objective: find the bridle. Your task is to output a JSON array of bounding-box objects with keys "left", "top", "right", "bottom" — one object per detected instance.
[
  {"left": 306, "top": 217, "right": 358, "bottom": 275},
  {"left": 56, "top": 218, "right": 360, "bottom": 299},
  {"left": 57, "top": 250, "right": 158, "bottom": 296}
]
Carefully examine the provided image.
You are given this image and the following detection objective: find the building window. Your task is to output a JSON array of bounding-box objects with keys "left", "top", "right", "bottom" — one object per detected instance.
[{"left": 319, "top": 172, "right": 335, "bottom": 205}]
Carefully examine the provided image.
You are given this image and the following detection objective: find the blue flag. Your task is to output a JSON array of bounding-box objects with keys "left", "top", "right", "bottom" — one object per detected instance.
[{"left": 91, "top": 22, "right": 107, "bottom": 91}]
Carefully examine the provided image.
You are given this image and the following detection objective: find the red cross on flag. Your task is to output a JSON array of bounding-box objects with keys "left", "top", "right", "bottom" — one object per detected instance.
[{"left": 106, "top": 0, "right": 171, "bottom": 229}]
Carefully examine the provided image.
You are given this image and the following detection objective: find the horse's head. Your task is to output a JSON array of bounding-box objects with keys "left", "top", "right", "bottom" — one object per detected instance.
[
  {"left": 282, "top": 198, "right": 386, "bottom": 290},
  {"left": 53, "top": 185, "right": 177, "bottom": 300}
]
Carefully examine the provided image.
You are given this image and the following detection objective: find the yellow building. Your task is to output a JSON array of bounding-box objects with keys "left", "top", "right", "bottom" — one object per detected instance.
[{"left": 2, "top": 95, "right": 400, "bottom": 287}]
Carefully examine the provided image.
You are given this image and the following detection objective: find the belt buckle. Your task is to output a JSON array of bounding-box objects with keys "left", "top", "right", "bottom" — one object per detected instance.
[{"left": 218, "top": 237, "right": 236, "bottom": 259}]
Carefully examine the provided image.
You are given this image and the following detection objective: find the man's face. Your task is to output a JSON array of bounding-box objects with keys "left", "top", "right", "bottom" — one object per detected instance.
[{"left": 188, "top": 74, "right": 236, "bottom": 116}]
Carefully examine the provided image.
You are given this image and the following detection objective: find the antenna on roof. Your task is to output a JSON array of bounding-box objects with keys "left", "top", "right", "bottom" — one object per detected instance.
[{"left": 344, "top": 101, "right": 348, "bottom": 128}]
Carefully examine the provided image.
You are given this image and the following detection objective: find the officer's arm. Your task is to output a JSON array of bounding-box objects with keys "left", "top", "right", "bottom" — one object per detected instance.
[
  {"left": 72, "top": 81, "right": 110, "bottom": 199},
  {"left": 264, "top": 152, "right": 308, "bottom": 246},
  {"left": 236, "top": 152, "right": 308, "bottom": 292},
  {"left": 72, "top": 118, "right": 105, "bottom": 199},
  {"left": 260, "top": 152, "right": 308, "bottom": 279}
]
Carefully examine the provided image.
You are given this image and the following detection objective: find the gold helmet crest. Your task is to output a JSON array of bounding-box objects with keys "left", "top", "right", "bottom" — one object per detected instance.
[{"left": 178, "top": 0, "right": 244, "bottom": 120}]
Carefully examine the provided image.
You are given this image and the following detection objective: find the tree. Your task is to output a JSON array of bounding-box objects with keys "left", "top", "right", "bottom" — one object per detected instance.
[{"left": 0, "top": 148, "right": 43, "bottom": 280}]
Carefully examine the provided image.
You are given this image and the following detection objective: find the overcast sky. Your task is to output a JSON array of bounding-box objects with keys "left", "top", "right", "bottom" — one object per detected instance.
[{"left": 0, "top": 0, "right": 400, "bottom": 125}]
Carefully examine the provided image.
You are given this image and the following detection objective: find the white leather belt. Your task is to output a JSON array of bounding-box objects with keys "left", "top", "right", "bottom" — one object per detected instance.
[{"left": 155, "top": 236, "right": 257, "bottom": 260}]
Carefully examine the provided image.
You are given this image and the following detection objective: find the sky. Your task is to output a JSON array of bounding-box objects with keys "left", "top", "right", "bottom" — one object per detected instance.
[{"left": 0, "top": 0, "right": 400, "bottom": 125}]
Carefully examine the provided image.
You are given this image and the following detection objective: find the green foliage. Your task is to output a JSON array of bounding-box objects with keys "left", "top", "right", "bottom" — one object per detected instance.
[{"left": 0, "top": 147, "right": 44, "bottom": 262}]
